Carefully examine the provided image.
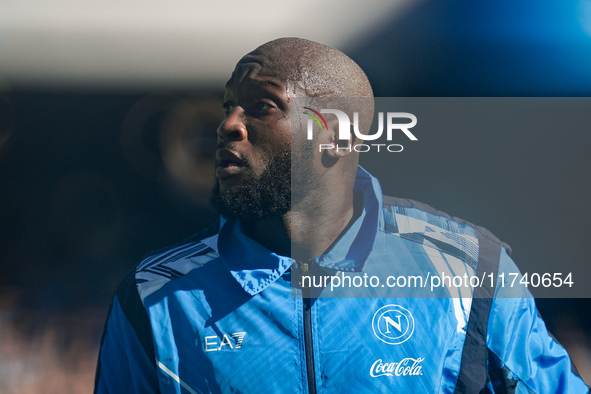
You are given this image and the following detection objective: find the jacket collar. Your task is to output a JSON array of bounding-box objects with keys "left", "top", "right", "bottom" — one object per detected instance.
[{"left": 217, "top": 166, "right": 383, "bottom": 296}]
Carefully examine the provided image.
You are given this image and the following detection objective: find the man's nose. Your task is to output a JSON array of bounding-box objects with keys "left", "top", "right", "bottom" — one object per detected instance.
[{"left": 217, "top": 107, "right": 247, "bottom": 141}]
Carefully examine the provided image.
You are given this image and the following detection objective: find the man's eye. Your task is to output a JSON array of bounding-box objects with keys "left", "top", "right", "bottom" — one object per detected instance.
[
  {"left": 222, "top": 101, "right": 234, "bottom": 116},
  {"left": 254, "top": 102, "right": 272, "bottom": 113}
]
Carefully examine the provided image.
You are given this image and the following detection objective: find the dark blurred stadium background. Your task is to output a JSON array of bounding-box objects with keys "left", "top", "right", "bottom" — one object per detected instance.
[{"left": 1, "top": 0, "right": 591, "bottom": 392}]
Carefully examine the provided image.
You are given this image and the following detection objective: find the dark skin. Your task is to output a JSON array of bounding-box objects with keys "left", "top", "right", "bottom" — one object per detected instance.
[{"left": 216, "top": 44, "right": 359, "bottom": 260}]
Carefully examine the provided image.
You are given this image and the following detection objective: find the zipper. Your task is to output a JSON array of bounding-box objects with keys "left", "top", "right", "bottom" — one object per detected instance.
[{"left": 300, "top": 261, "right": 317, "bottom": 394}]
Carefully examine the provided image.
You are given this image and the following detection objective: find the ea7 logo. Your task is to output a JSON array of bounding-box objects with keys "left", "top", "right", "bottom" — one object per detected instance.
[
  {"left": 303, "top": 108, "right": 418, "bottom": 141},
  {"left": 372, "top": 305, "right": 415, "bottom": 345},
  {"left": 204, "top": 332, "right": 246, "bottom": 352}
]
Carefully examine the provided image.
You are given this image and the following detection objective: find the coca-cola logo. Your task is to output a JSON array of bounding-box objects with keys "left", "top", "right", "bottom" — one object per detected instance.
[{"left": 369, "top": 357, "right": 424, "bottom": 378}]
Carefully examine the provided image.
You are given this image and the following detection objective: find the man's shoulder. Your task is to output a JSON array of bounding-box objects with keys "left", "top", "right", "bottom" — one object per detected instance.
[
  {"left": 382, "top": 196, "right": 475, "bottom": 229},
  {"left": 140, "top": 220, "right": 220, "bottom": 264},
  {"left": 133, "top": 220, "right": 222, "bottom": 302},
  {"left": 381, "top": 195, "right": 511, "bottom": 268}
]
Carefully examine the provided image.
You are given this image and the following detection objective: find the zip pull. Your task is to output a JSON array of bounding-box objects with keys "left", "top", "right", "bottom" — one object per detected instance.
[
  {"left": 300, "top": 261, "right": 310, "bottom": 276},
  {"left": 293, "top": 260, "right": 313, "bottom": 290}
]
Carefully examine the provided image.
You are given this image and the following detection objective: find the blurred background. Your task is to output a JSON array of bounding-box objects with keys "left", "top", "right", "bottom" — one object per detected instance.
[{"left": 1, "top": 0, "right": 591, "bottom": 392}]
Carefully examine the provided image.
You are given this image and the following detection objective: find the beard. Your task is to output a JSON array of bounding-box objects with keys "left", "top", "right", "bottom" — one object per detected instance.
[{"left": 209, "top": 143, "right": 315, "bottom": 220}]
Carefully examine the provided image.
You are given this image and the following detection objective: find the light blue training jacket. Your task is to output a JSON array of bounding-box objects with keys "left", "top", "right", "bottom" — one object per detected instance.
[{"left": 95, "top": 167, "right": 588, "bottom": 393}]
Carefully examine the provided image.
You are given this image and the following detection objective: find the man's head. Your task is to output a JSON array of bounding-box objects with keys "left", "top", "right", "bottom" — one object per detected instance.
[{"left": 210, "top": 37, "right": 373, "bottom": 220}]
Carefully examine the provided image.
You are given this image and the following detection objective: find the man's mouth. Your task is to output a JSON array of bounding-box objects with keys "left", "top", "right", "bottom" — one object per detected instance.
[
  {"left": 216, "top": 161, "right": 243, "bottom": 178},
  {"left": 215, "top": 149, "right": 246, "bottom": 178}
]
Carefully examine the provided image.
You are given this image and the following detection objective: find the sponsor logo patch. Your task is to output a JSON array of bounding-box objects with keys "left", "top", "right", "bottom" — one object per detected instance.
[
  {"left": 204, "top": 332, "right": 246, "bottom": 352},
  {"left": 370, "top": 357, "right": 424, "bottom": 377}
]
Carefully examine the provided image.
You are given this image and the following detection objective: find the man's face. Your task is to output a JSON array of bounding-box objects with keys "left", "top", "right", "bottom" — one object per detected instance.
[{"left": 209, "top": 55, "right": 314, "bottom": 219}]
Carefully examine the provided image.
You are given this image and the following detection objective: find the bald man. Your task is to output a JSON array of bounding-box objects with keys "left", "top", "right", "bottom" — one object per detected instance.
[{"left": 95, "top": 38, "right": 588, "bottom": 393}]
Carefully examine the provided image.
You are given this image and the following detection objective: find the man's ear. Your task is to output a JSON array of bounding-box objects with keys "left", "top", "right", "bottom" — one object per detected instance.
[{"left": 322, "top": 120, "right": 355, "bottom": 159}]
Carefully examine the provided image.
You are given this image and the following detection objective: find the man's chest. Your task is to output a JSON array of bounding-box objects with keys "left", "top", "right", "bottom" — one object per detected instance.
[{"left": 148, "top": 284, "right": 466, "bottom": 394}]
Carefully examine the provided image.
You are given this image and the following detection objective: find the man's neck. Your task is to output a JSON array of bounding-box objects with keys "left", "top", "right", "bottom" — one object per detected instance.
[
  {"left": 241, "top": 189, "right": 356, "bottom": 261},
  {"left": 287, "top": 195, "right": 355, "bottom": 260}
]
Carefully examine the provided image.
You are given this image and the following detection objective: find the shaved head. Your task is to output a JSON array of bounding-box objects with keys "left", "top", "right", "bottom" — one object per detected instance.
[
  {"left": 229, "top": 37, "right": 374, "bottom": 99},
  {"left": 229, "top": 37, "right": 375, "bottom": 139}
]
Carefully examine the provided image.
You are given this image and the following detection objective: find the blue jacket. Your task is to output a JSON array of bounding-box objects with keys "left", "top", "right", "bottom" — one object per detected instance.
[{"left": 95, "top": 167, "right": 588, "bottom": 393}]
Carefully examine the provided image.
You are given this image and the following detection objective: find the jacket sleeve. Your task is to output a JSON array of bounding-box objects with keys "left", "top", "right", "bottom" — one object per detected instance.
[
  {"left": 95, "top": 273, "right": 159, "bottom": 394},
  {"left": 485, "top": 247, "right": 589, "bottom": 393}
]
